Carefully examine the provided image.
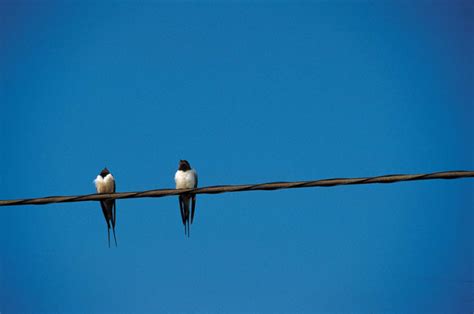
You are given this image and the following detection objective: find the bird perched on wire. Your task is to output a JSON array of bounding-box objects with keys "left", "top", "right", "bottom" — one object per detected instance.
[
  {"left": 94, "top": 167, "right": 117, "bottom": 247},
  {"left": 174, "top": 160, "right": 198, "bottom": 237}
]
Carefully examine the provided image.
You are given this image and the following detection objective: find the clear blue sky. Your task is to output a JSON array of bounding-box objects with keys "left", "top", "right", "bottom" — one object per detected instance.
[{"left": 1, "top": 1, "right": 473, "bottom": 313}]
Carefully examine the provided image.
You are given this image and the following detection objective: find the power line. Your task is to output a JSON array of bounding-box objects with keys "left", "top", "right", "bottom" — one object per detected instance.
[{"left": 0, "top": 170, "right": 472, "bottom": 207}]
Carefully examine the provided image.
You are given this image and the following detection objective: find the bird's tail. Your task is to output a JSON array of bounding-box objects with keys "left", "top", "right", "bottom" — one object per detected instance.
[
  {"left": 112, "top": 226, "right": 117, "bottom": 247},
  {"left": 183, "top": 196, "right": 190, "bottom": 238},
  {"left": 107, "top": 225, "right": 110, "bottom": 248},
  {"left": 112, "top": 201, "right": 117, "bottom": 247},
  {"left": 191, "top": 195, "right": 196, "bottom": 224},
  {"left": 179, "top": 196, "right": 187, "bottom": 237},
  {"left": 187, "top": 218, "right": 190, "bottom": 238}
]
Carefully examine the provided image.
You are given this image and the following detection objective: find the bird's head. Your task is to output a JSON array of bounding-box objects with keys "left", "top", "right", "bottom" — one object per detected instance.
[
  {"left": 100, "top": 167, "right": 110, "bottom": 178},
  {"left": 178, "top": 160, "right": 191, "bottom": 171}
]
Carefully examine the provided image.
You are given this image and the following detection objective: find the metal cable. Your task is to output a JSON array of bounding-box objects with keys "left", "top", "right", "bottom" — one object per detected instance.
[{"left": 0, "top": 170, "right": 472, "bottom": 207}]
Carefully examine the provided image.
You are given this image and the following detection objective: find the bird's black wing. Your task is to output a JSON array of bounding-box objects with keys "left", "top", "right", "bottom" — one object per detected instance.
[
  {"left": 191, "top": 196, "right": 196, "bottom": 224},
  {"left": 100, "top": 201, "right": 111, "bottom": 228},
  {"left": 111, "top": 180, "right": 116, "bottom": 229},
  {"left": 191, "top": 172, "right": 198, "bottom": 224},
  {"left": 111, "top": 200, "right": 117, "bottom": 246},
  {"left": 179, "top": 195, "right": 186, "bottom": 226},
  {"left": 100, "top": 200, "right": 112, "bottom": 247}
]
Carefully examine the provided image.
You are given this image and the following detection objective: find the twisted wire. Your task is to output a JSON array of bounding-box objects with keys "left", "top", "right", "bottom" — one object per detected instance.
[{"left": 0, "top": 170, "right": 472, "bottom": 207}]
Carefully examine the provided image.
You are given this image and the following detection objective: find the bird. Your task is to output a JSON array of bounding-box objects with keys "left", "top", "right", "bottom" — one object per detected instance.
[
  {"left": 94, "top": 167, "right": 117, "bottom": 247},
  {"left": 174, "top": 160, "right": 198, "bottom": 237}
]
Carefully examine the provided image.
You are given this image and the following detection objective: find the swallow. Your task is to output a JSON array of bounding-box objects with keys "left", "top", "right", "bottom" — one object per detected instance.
[
  {"left": 94, "top": 167, "right": 117, "bottom": 247},
  {"left": 174, "top": 160, "right": 198, "bottom": 237}
]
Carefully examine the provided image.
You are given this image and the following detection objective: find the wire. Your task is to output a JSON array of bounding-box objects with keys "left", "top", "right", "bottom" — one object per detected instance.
[{"left": 0, "top": 170, "right": 472, "bottom": 207}]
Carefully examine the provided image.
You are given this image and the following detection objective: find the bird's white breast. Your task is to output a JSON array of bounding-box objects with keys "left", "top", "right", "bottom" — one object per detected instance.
[
  {"left": 175, "top": 170, "right": 197, "bottom": 189},
  {"left": 94, "top": 174, "right": 115, "bottom": 193}
]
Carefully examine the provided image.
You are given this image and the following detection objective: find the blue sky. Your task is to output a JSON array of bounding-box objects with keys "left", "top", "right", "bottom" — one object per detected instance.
[{"left": 0, "top": 1, "right": 473, "bottom": 313}]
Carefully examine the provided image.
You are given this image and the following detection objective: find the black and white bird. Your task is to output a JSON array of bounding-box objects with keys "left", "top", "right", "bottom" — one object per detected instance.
[
  {"left": 174, "top": 160, "right": 198, "bottom": 237},
  {"left": 94, "top": 167, "right": 117, "bottom": 247}
]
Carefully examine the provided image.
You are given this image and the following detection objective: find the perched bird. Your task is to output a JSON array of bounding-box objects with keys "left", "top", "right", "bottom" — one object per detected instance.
[
  {"left": 174, "top": 160, "right": 198, "bottom": 237},
  {"left": 94, "top": 167, "right": 117, "bottom": 247}
]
